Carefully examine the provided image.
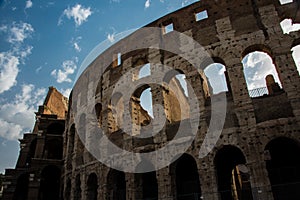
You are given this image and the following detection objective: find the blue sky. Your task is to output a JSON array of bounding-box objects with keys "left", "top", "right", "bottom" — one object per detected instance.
[{"left": 0, "top": 0, "right": 299, "bottom": 173}]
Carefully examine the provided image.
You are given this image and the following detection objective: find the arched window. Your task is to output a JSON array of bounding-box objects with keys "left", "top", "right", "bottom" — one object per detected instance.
[
  {"left": 135, "top": 161, "right": 158, "bottom": 200},
  {"left": 87, "top": 173, "right": 98, "bottom": 200},
  {"left": 242, "top": 51, "right": 282, "bottom": 97},
  {"left": 13, "top": 173, "right": 29, "bottom": 200},
  {"left": 74, "top": 175, "right": 81, "bottom": 200},
  {"left": 47, "top": 123, "right": 64, "bottom": 135},
  {"left": 204, "top": 63, "right": 229, "bottom": 95},
  {"left": 107, "top": 169, "right": 126, "bottom": 200},
  {"left": 64, "top": 178, "right": 71, "bottom": 200},
  {"left": 172, "top": 154, "right": 202, "bottom": 200},
  {"left": 38, "top": 166, "right": 61, "bottom": 200},
  {"left": 138, "top": 63, "right": 151, "bottom": 79},
  {"left": 214, "top": 146, "right": 253, "bottom": 200},
  {"left": 265, "top": 137, "right": 300, "bottom": 200}
]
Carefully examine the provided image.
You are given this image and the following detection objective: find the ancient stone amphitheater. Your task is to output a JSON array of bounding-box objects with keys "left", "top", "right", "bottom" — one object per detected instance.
[{"left": 3, "top": 0, "right": 300, "bottom": 200}]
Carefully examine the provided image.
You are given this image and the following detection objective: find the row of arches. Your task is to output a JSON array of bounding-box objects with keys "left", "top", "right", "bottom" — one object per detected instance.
[
  {"left": 90, "top": 49, "right": 296, "bottom": 136},
  {"left": 64, "top": 137, "right": 300, "bottom": 200}
]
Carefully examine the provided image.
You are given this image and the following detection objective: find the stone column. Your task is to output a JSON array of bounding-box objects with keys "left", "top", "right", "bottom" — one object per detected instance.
[{"left": 157, "top": 167, "right": 174, "bottom": 200}]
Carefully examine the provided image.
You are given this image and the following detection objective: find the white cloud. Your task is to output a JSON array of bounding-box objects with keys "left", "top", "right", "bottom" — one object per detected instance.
[
  {"left": 0, "top": 52, "right": 19, "bottom": 94},
  {"left": 0, "top": 84, "right": 46, "bottom": 140},
  {"left": 71, "top": 36, "right": 82, "bottom": 52},
  {"left": 107, "top": 33, "right": 115, "bottom": 43},
  {"left": 74, "top": 42, "right": 81, "bottom": 52},
  {"left": 25, "top": 0, "right": 33, "bottom": 9},
  {"left": 0, "top": 22, "right": 34, "bottom": 93},
  {"left": 243, "top": 52, "right": 281, "bottom": 90},
  {"left": 7, "top": 22, "right": 34, "bottom": 44},
  {"left": 145, "top": 0, "right": 151, "bottom": 8},
  {"left": 280, "top": 19, "right": 300, "bottom": 34},
  {"left": 51, "top": 58, "right": 77, "bottom": 83},
  {"left": 60, "top": 4, "right": 92, "bottom": 27}
]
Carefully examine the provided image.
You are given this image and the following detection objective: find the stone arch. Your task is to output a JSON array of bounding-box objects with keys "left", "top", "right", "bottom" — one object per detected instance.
[
  {"left": 242, "top": 45, "right": 283, "bottom": 97},
  {"left": 202, "top": 57, "right": 230, "bottom": 95},
  {"left": 135, "top": 160, "right": 158, "bottom": 200},
  {"left": 74, "top": 174, "right": 81, "bottom": 200},
  {"left": 38, "top": 165, "right": 61, "bottom": 200},
  {"left": 13, "top": 173, "right": 29, "bottom": 200},
  {"left": 162, "top": 69, "right": 191, "bottom": 122},
  {"left": 47, "top": 123, "right": 64, "bottom": 135},
  {"left": 107, "top": 169, "right": 126, "bottom": 200},
  {"left": 75, "top": 114, "right": 86, "bottom": 166},
  {"left": 64, "top": 178, "right": 71, "bottom": 200},
  {"left": 95, "top": 103, "right": 102, "bottom": 124},
  {"left": 86, "top": 173, "right": 98, "bottom": 200},
  {"left": 170, "top": 153, "right": 202, "bottom": 200},
  {"left": 214, "top": 145, "right": 253, "bottom": 200},
  {"left": 265, "top": 137, "right": 300, "bottom": 200}
]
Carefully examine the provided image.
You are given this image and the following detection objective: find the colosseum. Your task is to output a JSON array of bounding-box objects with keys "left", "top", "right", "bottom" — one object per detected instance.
[{"left": 2, "top": 0, "right": 300, "bottom": 200}]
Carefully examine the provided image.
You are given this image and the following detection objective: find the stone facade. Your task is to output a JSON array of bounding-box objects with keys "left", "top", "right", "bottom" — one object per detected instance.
[
  {"left": 2, "top": 87, "right": 68, "bottom": 200},
  {"left": 3, "top": 0, "right": 300, "bottom": 200}
]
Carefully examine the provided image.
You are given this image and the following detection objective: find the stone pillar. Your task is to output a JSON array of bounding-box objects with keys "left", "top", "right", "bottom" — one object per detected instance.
[
  {"left": 274, "top": 53, "right": 300, "bottom": 119},
  {"left": 126, "top": 173, "right": 136, "bottom": 200},
  {"left": 226, "top": 58, "right": 256, "bottom": 128},
  {"left": 198, "top": 156, "right": 219, "bottom": 200},
  {"left": 157, "top": 167, "right": 174, "bottom": 200}
]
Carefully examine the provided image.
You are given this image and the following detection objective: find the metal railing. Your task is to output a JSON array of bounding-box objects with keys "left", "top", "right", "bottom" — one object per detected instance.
[{"left": 248, "top": 87, "right": 268, "bottom": 98}]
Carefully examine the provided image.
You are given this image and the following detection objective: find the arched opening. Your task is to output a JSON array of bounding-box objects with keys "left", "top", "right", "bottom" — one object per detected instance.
[
  {"left": 107, "top": 169, "right": 126, "bottom": 200},
  {"left": 95, "top": 103, "right": 102, "bottom": 125},
  {"left": 214, "top": 146, "right": 253, "bottom": 200},
  {"left": 76, "top": 114, "right": 86, "bottom": 166},
  {"left": 172, "top": 154, "right": 201, "bottom": 200},
  {"left": 45, "top": 139, "right": 63, "bottom": 160},
  {"left": 64, "top": 178, "right": 71, "bottom": 200},
  {"left": 135, "top": 161, "right": 158, "bottom": 200},
  {"left": 131, "top": 86, "right": 152, "bottom": 127},
  {"left": 68, "top": 124, "right": 75, "bottom": 155},
  {"left": 292, "top": 44, "right": 300, "bottom": 75},
  {"left": 26, "top": 138, "right": 37, "bottom": 166},
  {"left": 265, "top": 137, "right": 300, "bottom": 200},
  {"left": 109, "top": 92, "right": 124, "bottom": 131},
  {"left": 87, "top": 173, "right": 98, "bottom": 200},
  {"left": 74, "top": 174, "right": 81, "bottom": 200},
  {"left": 13, "top": 173, "right": 29, "bottom": 200},
  {"left": 47, "top": 123, "right": 64, "bottom": 135},
  {"left": 38, "top": 165, "right": 61, "bottom": 200},
  {"left": 67, "top": 125, "right": 75, "bottom": 170},
  {"left": 242, "top": 51, "right": 282, "bottom": 97},
  {"left": 204, "top": 63, "right": 229, "bottom": 95},
  {"left": 163, "top": 69, "right": 191, "bottom": 122}
]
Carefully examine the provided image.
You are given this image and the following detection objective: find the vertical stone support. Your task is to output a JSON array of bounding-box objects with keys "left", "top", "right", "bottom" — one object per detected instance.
[
  {"left": 126, "top": 173, "right": 136, "bottom": 200},
  {"left": 81, "top": 172, "right": 86, "bottom": 200},
  {"left": 148, "top": 48, "right": 167, "bottom": 143},
  {"left": 274, "top": 53, "right": 300, "bottom": 118},
  {"left": 247, "top": 157, "right": 274, "bottom": 200},
  {"left": 157, "top": 167, "right": 173, "bottom": 200},
  {"left": 226, "top": 58, "right": 256, "bottom": 128},
  {"left": 198, "top": 156, "right": 219, "bottom": 200}
]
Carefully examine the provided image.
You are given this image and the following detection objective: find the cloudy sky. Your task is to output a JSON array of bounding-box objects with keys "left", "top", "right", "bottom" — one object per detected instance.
[{"left": 0, "top": 0, "right": 299, "bottom": 173}]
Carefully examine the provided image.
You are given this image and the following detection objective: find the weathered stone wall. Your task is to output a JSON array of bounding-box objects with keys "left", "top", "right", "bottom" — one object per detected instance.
[{"left": 63, "top": 1, "right": 300, "bottom": 200}]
